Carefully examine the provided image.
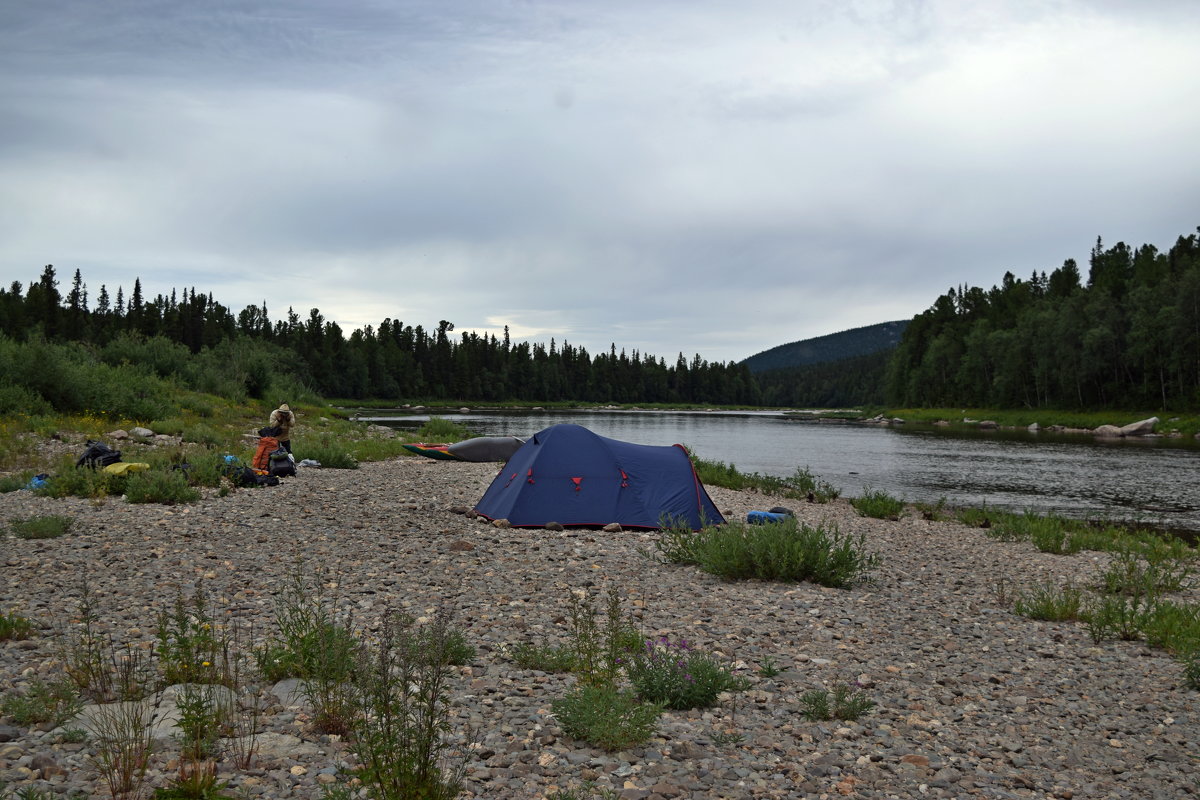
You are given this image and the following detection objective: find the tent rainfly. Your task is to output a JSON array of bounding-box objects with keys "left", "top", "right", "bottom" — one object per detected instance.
[{"left": 473, "top": 423, "right": 724, "bottom": 530}]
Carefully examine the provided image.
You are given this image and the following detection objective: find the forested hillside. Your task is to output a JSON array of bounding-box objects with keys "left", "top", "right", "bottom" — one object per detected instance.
[
  {"left": 886, "top": 227, "right": 1200, "bottom": 410},
  {"left": 754, "top": 350, "right": 890, "bottom": 408},
  {"left": 742, "top": 320, "right": 908, "bottom": 373},
  {"left": 0, "top": 268, "right": 759, "bottom": 407}
]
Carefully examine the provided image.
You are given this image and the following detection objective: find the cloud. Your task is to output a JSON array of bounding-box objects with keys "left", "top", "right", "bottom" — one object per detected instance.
[{"left": 1, "top": 0, "right": 1198, "bottom": 364}]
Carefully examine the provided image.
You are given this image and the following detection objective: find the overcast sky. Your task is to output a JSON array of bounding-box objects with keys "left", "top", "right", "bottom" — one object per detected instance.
[{"left": 2, "top": 1, "right": 1198, "bottom": 363}]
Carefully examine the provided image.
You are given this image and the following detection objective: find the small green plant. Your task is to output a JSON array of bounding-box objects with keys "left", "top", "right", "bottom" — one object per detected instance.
[
  {"left": 1182, "top": 648, "right": 1200, "bottom": 691},
  {"left": 0, "top": 609, "right": 34, "bottom": 641},
  {"left": 87, "top": 692, "right": 157, "bottom": 800},
  {"left": 255, "top": 567, "right": 358, "bottom": 735},
  {"left": 546, "top": 781, "right": 620, "bottom": 800},
  {"left": 8, "top": 514, "right": 73, "bottom": 539},
  {"left": 1013, "top": 582, "right": 1085, "bottom": 621},
  {"left": 785, "top": 466, "right": 840, "bottom": 503},
  {"left": 346, "top": 610, "right": 473, "bottom": 800},
  {"left": 955, "top": 504, "right": 996, "bottom": 528},
  {"left": 0, "top": 675, "right": 82, "bottom": 726},
  {"left": 625, "top": 637, "right": 750, "bottom": 710},
  {"left": 551, "top": 684, "right": 662, "bottom": 751},
  {"left": 1141, "top": 600, "right": 1200, "bottom": 654},
  {"left": 124, "top": 469, "right": 201, "bottom": 505},
  {"left": 565, "top": 586, "right": 641, "bottom": 689},
  {"left": 414, "top": 416, "right": 472, "bottom": 442},
  {"left": 798, "top": 684, "right": 875, "bottom": 721},
  {"left": 156, "top": 585, "right": 229, "bottom": 687},
  {"left": 0, "top": 471, "right": 35, "bottom": 493},
  {"left": 173, "top": 684, "right": 225, "bottom": 762},
  {"left": 507, "top": 640, "right": 577, "bottom": 672},
  {"left": 61, "top": 577, "right": 156, "bottom": 703},
  {"left": 914, "top": 496, "right": 948, "bottom": 521},
  {"left": 650, "top": 519, "right": 878, "bottom": 589},
  {"left": 711, "top": 728, "right": 745, "bottom": 745},
  {"left": 411, "top": 623, "right": 475, "bottom": 667},
  {"left": 757, "top": 656, "right": 781, "bottom": 678},
  {"left": 1098, "top": 548, "right": 1193, "bottom": 598},
  {"left": 1083, "top": 595, "right": 1151, "bottom": 643},
  {"left": 849, "top": 487, "right": 904, "bottom": 520}
]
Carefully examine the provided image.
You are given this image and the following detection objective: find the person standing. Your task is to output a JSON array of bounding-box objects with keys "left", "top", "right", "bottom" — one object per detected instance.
[{"left": 270, "top": 403, "right": 295, "bottom": 453}]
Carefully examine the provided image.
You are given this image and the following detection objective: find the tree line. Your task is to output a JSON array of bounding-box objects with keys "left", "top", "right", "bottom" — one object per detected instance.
[
  {"left": 0, "top": 268, "right": 761, "bottom": 406},
  {"left": 886, "top": 227, "right": 1200, "bottom": 410}
]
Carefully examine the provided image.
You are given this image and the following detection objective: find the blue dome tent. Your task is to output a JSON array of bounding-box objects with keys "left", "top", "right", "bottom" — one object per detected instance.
[{"left": 473, "top": 423, "right": 725, "bottom": 530}]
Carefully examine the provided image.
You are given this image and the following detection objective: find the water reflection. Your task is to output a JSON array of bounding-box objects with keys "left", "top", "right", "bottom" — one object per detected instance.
[{"left": 360, "top": 408, "right": 1200, "bottom": 531}]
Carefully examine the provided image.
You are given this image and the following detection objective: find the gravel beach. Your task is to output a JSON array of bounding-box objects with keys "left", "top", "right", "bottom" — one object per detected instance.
[{"left": 1, "top": 456, "right": 1196, "bottom": 799}]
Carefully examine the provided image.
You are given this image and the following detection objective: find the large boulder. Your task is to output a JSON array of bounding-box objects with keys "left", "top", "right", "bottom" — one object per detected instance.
[
  {"left": 1093, "top": 424, "right": 1123, "bottom": 438},
  {"left": 1119, "top": 416, "right": 1158, "bottom": 436}
]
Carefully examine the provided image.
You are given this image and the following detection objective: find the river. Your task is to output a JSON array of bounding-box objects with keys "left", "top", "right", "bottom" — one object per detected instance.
[{"left": 358, "top": 407, "right": 1200, "bottom": 532}]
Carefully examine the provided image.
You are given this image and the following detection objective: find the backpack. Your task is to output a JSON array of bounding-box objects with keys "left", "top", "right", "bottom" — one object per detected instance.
[
  {"left": 252, "top": 436, "right": 279, "bottom": 470},
  {"left": 268, "top": 448, "right": 296, "bottom": 478},
  {"left": 76, "top": 440, "right": 122, "bottom": 470},
  {"left": 230, "top": 466, "right": 278, "bottom": 488}
]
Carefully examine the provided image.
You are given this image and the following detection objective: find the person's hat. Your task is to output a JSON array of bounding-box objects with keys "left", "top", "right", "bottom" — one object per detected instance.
[{"left": 279, "top": 403, "right": 290, "bottom": 412}]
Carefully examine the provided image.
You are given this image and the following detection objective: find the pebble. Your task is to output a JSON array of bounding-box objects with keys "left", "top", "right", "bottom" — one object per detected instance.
[{"left": 0, "top": 457, "right": 1196, "bottom": 799}]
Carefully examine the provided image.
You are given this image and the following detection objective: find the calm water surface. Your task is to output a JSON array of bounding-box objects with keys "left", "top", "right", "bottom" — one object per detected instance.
[{"left": 361, "top": 408, "right": 1200, "bottom": 531}]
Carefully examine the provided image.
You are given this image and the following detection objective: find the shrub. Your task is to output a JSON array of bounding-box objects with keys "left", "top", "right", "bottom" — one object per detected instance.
[
  {"left": 1140, "top": 600, "right": 1200, "bottom": 654},
  {"left": 1083, "top": 595, "right": 1151, "bottom": 643},
  {"left": 1013, "top": 583, "right": 1084, "bottom": 621},
  {"left": 625, "top": 637, "right": 750, "bottom": 710},
  {"left": 564, "top": 586, "right": 641, "bottom": 689},
  {"left": 0, "top": 609, "right": 34, "bottom": 641},
  {"left": 0, "top": 675, "right": 82, "bottom": 726},
  {"left": 850, "top": 487, "right": 904, "bottom": 520},
  {"left": 347, "top": 611, "right": 472, "bottom": 800},
  {"left": 0, "top": 471, "right": 35, "bottom": 493},
  {"left": 785, "top": 466, "right": 840, "bottom": 503},
  {"left": 551, "top": 685, "right": 662, "bottom": 751},
  {"left": 650, "top": 519, "right": 878, "bottom": 588},
  {"left": 798, "top": 684, "right": 875, "bottom": 721},
  {"left": 415, "top": 416, "right": 472, "bottom": 442},
  {"left": 124, "top": 469, "right": 201, "bottom": 505},
  {"left": 1098, "top": 548, "right": 1194, "bottom": 598},
  {"left": 156, "top": 585, "right": 230, "bottom": 687},
  {"left": 9, "top": 514, "right": 73, "bottom": 539},
  {"left": 299, "top": 435, "right": 360, "bottom": 469}
]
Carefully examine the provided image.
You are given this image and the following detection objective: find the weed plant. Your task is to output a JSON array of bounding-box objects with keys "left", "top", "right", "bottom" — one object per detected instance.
[
  {"left": 1013, "top": 583, "right": 1084, "bottom": 621},
  {"left": 0, "top": 611, "right": 34, "bottom": 641},
  {"left": 1098, "top": 548, "right": 1194, "bottom": 598},
  {"left": 551, "top": 685, "right": 662, "bottom": 752},
  {"left": 1139, "top": 600, "right": 1200, "bottom": 654},
  {"left": 298, "top": 433, "right": 360, "bottom": 469},
  {"left": 415, "top": 416, "right": 472, "bottom": 442},
  {"left": 757, "top": 656, "right": 781, "bottom": 678},
  {"left": 798, "top": 684, "right": 876, "bottom": 721},
  {"left": 849, "top": 487, "right": 905, "bottom": 520},
  {"left": 689, "top": 458, "right": 839, "bottom": 502},
  {"left": 624, "top": 637, "right": 750, "bottom": 710},
  {"left": 87, "top": 694, "right": 158, "bottom": 800},
  {"left": 124, "top": 469, "right": 201, "bottom": 505},
  {"left": 1083, "top": 595, "right": 1151, "bottom": 642},
  {"left": 0, "top": 675, "right": 82, "bottom": 726},
  {"left": 156, "top": 586, "right": 230, "bottom": 687},
  {"left": 564, "top": 586, "right": 641, "bottom": 689},
  {"left": 255, "top": 568, "right": 358, "bottom": 734},
  {"left": 1183, "top": 649, "right": 1200, "bottom": 690},
  {"left": 914, "top": 496, "right": 949, "bottom": 521},
  {"left": 507, "top": 640, "right": 577, "bottom": 672},
  {"left": 9, "top": 514, "right": 73, "bottom": 540},
  {"left": 0, "top": 470, "right": 35, "bottom": 493},
  {"left": 347, "top": 610, "right": 474, "bottom": 800},
  {"left": 650, "top": 519, "right": 878, "bottom": 588}
]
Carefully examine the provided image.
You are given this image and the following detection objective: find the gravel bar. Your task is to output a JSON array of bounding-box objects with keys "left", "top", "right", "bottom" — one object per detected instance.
[{"left": 1, "top": 456, "right": 1196, "bottom": 799}]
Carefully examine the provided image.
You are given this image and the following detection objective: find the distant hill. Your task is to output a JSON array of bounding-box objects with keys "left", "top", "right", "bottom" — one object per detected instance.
[{"left": 742, "top": 320, "right": 910, "bottom": 374}]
